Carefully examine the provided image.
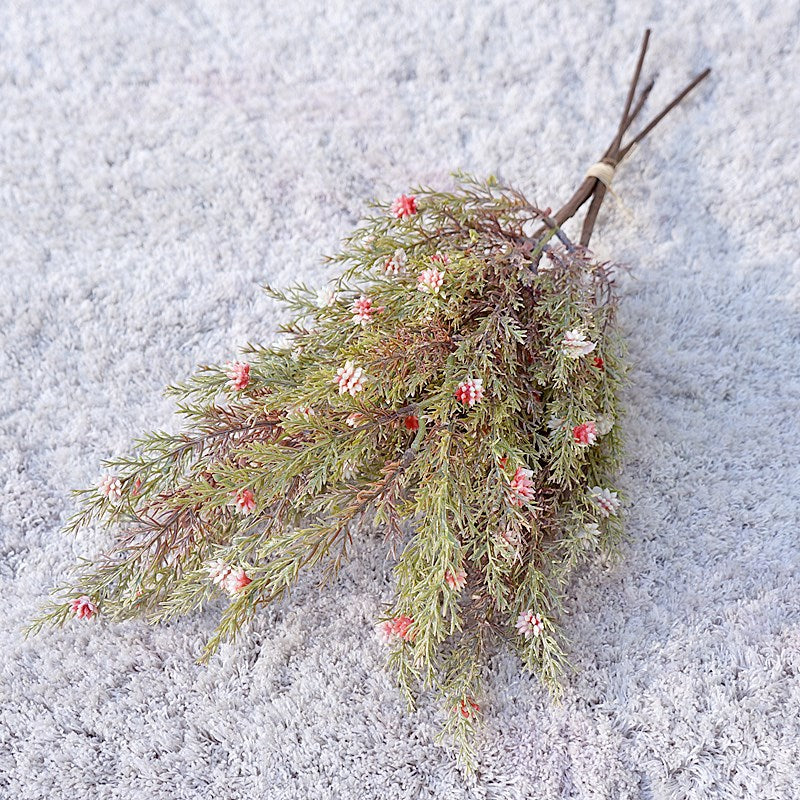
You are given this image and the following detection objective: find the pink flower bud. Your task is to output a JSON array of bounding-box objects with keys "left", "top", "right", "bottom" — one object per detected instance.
[
  {"left": 333, "top": 361, "right": 365, "bottom": 396},
  {"left": 572, "top": 421, "right": 598, "bottom": 446},
  {"left": 233, "top": 488, "right": 256, "bottom": 515},
  {"left": 457, "top": 697, "right": 480, "bottom": 718},
  {"left": 516, "top": 610, "right": 544, "bottom": 638},
  {"left": 225, "top": 361, "right": 251, "bottom": 391},
  {"left": 454, "top": 377, "right": 484, "bottom": 407},
  {"left": 224, "top": 567, "right": 252, "bottom": 595},
  {"left": 508, "top": 467, "right": 535, "bottom": 507},
  {"left": 70, "top": 596, "right": 98, "bottom": 620},
  {"left": 390, "top": 194, "right": 417, "bottom": 218},
  {"left": 444, "top": 569, "right": 467, "bottom": 590},
  {"left": 377, "top": 614, "right": 415, "bottom": 644}
]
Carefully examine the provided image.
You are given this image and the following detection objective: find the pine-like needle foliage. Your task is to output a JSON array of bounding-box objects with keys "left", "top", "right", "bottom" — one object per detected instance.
[
  {"left": 29, "top": 26, "right": 714, "bottom": 766},
  {"left": 31, "top": 174, "right": 627, "bottom": 764}
]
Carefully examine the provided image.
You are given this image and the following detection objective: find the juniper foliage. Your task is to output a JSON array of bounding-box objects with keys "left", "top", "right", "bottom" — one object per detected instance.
[
  {"left": 30, "top": 174, "right": 625, "bottom": 759},
  {"left": 30, "top": 30, "right": 711, "bottom": 767}
]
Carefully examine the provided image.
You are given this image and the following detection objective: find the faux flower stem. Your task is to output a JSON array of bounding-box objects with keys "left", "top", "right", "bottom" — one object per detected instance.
[{"left": 538, "top": 29, "right": 711, "bottom": 246}]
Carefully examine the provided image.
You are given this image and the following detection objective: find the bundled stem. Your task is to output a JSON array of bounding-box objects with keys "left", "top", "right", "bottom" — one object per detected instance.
[
  {"left": 28, "top": 30, "right": 711, "bottom": 770},
  {"left": 540, "top": 29, "right": 711, "bottom": 246}
]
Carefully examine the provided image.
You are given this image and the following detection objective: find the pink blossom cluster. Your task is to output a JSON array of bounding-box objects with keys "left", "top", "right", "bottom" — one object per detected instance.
[
  {"left": 561, "top": 330, "right": 596, "bottom": 358},
  {"left": 377, "top": 614, "right": 415, "bottom": 644},
  {"left": 71, "top": 596, "right": 98, "bottom": 620},
  {"left": 444, "top": 569, "right": 467, "bottom": 591},
  {"left": 351, "top": 296, "right": 385, "bottom": 326},
  {"left": 497, "top": 526, "right": 522, "bottom": 552},
  {"left": 390, "top": 194, "right": 417, "bottom": 219},
  {"left": 572, "top": 421, "right": 598, "bottom": 446},
  {"left": 383, "top": 247, "right": 407, "bottom": 274},
  {"left": 98, "top": 474, "right": 122, "bottom": 504},
  {"left": 590, "top": 486, "right": 621, "bottom": 517},
  {"left": 516, "top": 609, "right": 544, "bottom": 638},
  {"left": 225, "top": 361, "right": 251, "bottom": 391},
  {"left": 232, "top": 488, "right": 256, "bottom": 515},
  {"left": 457, "top": 697, "right": 480, "bottom": 718},
  {"left": 508, "top": 466, "right": 535, "bottom": 507},
  {"left": 207, "top": 560, "right": 252, "bottom": 596},
  {"left": 417, "top": 266, "right": 444, "bottom": 294},
  {"left": 333, "top": 361, "right": 365, "bottom": 396},
  {"left": 454, "top": 377, "right": 484, "bottom": 407}
]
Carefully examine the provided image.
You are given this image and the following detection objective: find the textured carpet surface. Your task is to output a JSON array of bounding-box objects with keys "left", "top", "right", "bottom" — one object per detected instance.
[{"left": 2, "top": 2, "right": 799, "bottom": 798}]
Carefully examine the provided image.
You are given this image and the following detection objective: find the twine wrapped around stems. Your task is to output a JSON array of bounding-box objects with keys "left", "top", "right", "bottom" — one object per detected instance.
[
  {"left": 585, "top": 161, "right": 616, "bottom": 187},
  {"left": 539, "top": 29, "right": 711, "bottom": 247}
]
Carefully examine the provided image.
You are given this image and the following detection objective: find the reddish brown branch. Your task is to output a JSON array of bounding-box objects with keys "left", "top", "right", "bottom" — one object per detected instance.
[{"left": 535, "top": 31, "right": 711, "bottom": 248}]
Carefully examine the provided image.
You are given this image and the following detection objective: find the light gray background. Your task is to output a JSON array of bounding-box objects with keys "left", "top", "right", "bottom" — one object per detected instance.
[{"left": 2, "top": 2, "right": 799, "bottom": 798}]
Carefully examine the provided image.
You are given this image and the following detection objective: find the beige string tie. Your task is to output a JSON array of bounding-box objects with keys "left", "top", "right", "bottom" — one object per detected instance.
[
  {"left": 585, "top": 161, "right": 616, "bottom": 187},
  {"left": 584, "top": 161, "right": 635, "bottom": 223}
]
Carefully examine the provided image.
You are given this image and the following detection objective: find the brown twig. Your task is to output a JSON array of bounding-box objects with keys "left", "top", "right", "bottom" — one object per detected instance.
[
  {"left": 535, "top": 30, "right": 711, "bottom": 248},
  {"left": 611, "top": 28, "right": 651, "bottom": 155},
  {"left": 578, "top": 30, "right": 651, "bottom": 246},
  {"left": 618, "top": 67, "right": 712, "bottom": 161}
]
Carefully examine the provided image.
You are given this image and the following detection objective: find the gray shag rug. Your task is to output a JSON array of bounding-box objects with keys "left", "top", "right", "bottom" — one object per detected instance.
[{"left": 2, "top": 2, "right": 799, "bottom": 798}]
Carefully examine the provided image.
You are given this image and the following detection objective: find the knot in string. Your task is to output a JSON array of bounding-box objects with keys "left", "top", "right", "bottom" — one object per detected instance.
[
  {"left": 584, "top": 159, "right": 635, "bottom": 224},
  {"left": 585, "top": 161, "right": 617, "bottom": 187}
]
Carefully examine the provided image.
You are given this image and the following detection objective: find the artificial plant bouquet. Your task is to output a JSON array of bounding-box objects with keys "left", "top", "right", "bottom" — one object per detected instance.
[{"left": 31, "top": 31, "right": 710, "bottom": 764}]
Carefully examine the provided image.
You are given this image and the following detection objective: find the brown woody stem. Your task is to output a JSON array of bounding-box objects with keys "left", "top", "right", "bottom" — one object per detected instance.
[{"left": 537, "top": 30, "right": 711, "bottom": 248}]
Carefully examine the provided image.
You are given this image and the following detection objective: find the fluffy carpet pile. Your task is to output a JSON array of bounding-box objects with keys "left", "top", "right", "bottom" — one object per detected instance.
[{"left": 2, "top": 2, "right": 798, "bottom": 797}]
